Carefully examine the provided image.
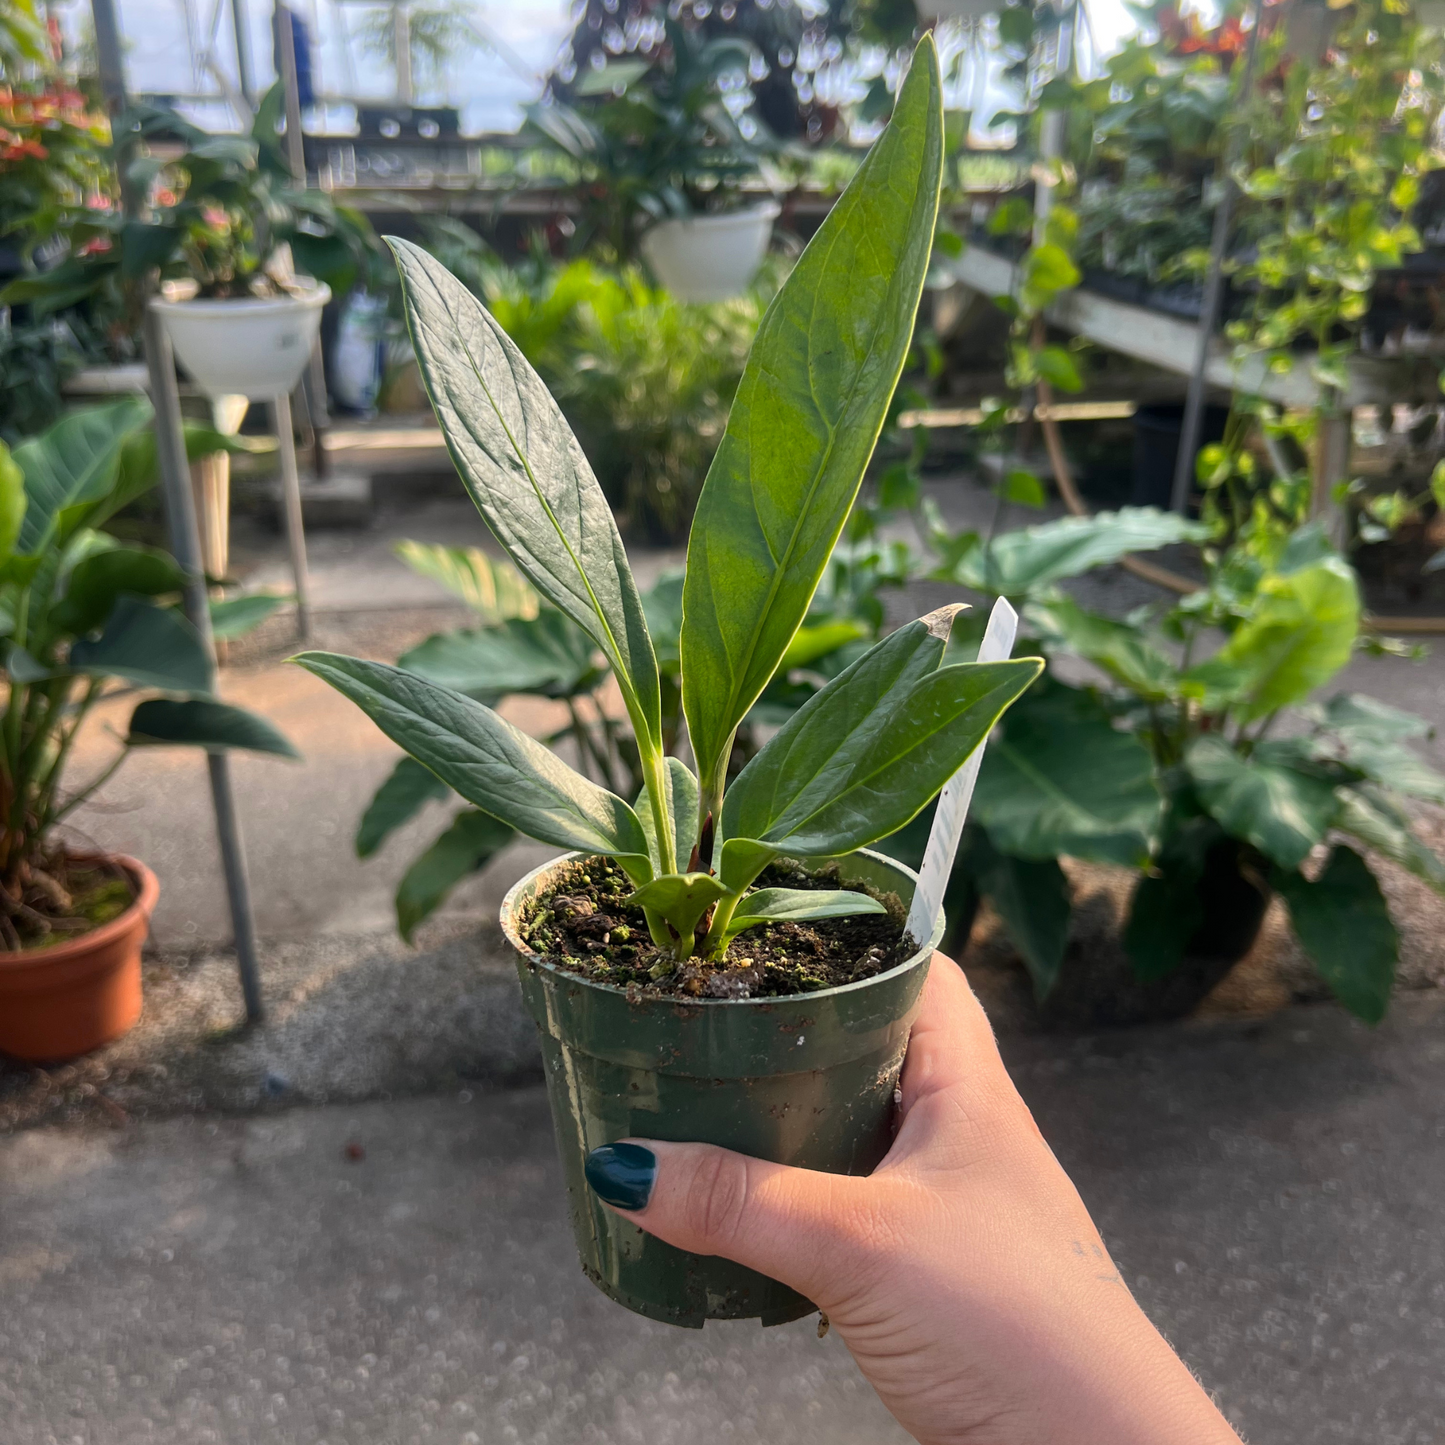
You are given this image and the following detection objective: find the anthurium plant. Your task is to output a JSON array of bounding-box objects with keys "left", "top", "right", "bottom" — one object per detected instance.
[
  {"left": 0, "top": 400, "right": 297, "bottom": 946},
  {"left": 300, "top": 39, "right": 1042, "bottom": 967},
  {"left": 915, "top": 490, "right": 1445, "bottom": 1024}
]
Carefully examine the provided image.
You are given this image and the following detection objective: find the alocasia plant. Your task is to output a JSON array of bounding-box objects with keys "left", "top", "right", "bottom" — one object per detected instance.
[{"left": 297, "top": 38, "right": 1044, "bottom": 965}]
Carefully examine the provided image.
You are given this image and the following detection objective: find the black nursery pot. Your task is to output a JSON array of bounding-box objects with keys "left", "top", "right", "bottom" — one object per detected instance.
[
  {"left": 1040, "top": 839, "right": 1272, "bottom": 1030},
  {"left": 500, "top": 849, "right": 942, "bottom": 1329}
]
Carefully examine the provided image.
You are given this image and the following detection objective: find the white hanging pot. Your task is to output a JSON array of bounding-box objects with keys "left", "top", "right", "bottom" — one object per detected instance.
[
  {"left": 640, "top": 202, "right": 780, "bottom": 304},
  {"left": 151, "top": 278, "right": 331, "bottom": 401}
]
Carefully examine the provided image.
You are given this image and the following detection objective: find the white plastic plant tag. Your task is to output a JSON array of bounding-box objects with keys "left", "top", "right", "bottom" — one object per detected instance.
[{"left": 904, "top": 596, "right": 1019, "bottom": 949}]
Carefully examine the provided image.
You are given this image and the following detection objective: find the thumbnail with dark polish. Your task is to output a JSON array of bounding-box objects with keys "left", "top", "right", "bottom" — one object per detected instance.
[{"left": 584, "top": 1142, "right": 657, "bottom": 1211}]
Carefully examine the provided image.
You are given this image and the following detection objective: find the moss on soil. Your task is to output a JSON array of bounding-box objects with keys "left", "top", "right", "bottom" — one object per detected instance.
[{"left": 17, "top": 866, "right": 134, "bottom": 951}]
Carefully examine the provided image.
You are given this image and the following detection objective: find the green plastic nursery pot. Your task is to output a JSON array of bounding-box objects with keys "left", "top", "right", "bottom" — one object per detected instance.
[{"left": 501, "top": 848, "right": 943, "bottom": 1329}]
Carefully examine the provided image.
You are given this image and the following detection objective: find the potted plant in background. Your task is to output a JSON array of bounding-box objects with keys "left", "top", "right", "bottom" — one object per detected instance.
[
  {"left": 133, "top": 85, "right": 377, "bottom": 398},
  {"left": 299, "top": 40, "right": 1043, "bottom": 1327},
  {"left": 0, "top": 399, "right": 297, "bottom": 1063},
  {"left": 525, "top": 18, "right": 780, "bottom": 301}
]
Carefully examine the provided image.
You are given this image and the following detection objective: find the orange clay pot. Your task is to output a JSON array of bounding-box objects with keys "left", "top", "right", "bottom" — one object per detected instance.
[{"left": 0, "top": 855, "right": 159, "bottom": 1063}]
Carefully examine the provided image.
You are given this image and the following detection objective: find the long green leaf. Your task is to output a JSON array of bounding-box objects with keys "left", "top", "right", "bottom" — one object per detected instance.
[
  {"left": 940, "top": 507, "right": 1208, "bottom": 595},
  {"left": 357, "top": 756, "right": 450, "bottom": 858},
  {"left": 971, "top": 679, "right": 1161, "bottom": 866},
  {"left": 972, "top": 839, "right": 1072, "bottom": 999},
  {"left": 398, "top": 612, "right": 602, "bottom": 700},
  {"left": 293, "top": 651, "right": 651, "bottom": 879},
  {"left": 13, "top": 398, "right": 153, "bottom": 552},
  {"left": 680, "top": 36, "right": 945, "bottom": 802},
  {"left": 725, "top": 887, "right": 884, "bottom": 937},
  {"left": 722, "top": 608, "right": 962, "bottom": 848},
  {"left": 1185, "top": 735, "right": 1337, "bottom": 870},
  {"left": 1026, "top": 592, "right": 1180, "bottom": 702},
  {"left": 69, "top": 597, "right": 211, "bottom": 694},
  {"left": 397, "top": 809, "right": 516, "bottom": 942},
  {"left": 208, "top": 592, "right": 288, "bottom": 640},
  {"left": 126, "top": 698, "right": 299, "bottom": 757},
  {"left": 386, "top": 237, "right": 662, "bottom": 754},
  {"left": 1275, "top": 845, "right": 1397, "bottom": 1024},
  {"left": 718, "top": 642, "right": 1040, "bottom": 887}
]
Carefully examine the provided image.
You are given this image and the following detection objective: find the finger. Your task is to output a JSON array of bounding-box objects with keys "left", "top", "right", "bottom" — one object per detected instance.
[
  {"left": 584, "top": 1138, "right": 880, "bottom": 1307},
  {"left": 899, "top": 952, "right": 1007, "bottom": 1111}
]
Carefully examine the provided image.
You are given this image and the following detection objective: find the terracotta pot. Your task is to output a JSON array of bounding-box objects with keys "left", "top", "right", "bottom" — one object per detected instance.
[{"left": 0, "top": 855, "right": 159, "bottom": 1063}]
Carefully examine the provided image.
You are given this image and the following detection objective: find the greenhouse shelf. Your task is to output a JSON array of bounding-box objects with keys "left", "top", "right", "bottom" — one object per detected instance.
[{"left": 944, "top": 245, "right": 1439, "bottom": 412}]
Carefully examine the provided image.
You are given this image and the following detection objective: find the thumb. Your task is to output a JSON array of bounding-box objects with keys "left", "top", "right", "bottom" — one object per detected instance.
[{"left": 585, "top": 1139, "right": 877, "bottom": 1307}]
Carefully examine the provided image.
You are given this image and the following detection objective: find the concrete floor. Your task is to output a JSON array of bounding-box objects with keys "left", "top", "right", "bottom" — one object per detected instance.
[
  {"left": 6, "top": 996, "right": 1445, "bottom": 1445},
  {"left": 8, "top": 472, "right": 1445, "bottom": 1443}
]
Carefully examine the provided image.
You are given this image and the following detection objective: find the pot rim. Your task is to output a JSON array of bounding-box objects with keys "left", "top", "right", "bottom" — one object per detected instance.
[
  {"left": 150, "top": 278, "right": 332, "bottom": 315},
  {"left": 501, "top": 846, "right": 940, "bottom": 1011},
  {"left": 0, "top": 852, "right": 159, "bottom": 972},
  {"left": 645, "top": 201, "right": 782, "bottom": 236}
]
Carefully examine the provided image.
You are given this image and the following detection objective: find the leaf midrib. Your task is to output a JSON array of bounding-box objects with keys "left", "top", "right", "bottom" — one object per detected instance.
[
  {"left": 706, "top": 117, "right": 924, "bottom": 751},
  {"left": 412, "top": 259, "right": 657, "bottom": 748},
  {"left": 765, "top": 675, "right": 1013, "bottom": 845}
]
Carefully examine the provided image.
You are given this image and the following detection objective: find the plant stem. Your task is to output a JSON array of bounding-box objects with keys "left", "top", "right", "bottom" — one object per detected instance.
[
  {"left": 640, "top": 745, "right": 677, "bottom": 877},
  {"left": 51, "top": 745, "right": 129, "bottom": 825},
  {"left": 699, "top": 888, "right": 741, "bottom": 960}
]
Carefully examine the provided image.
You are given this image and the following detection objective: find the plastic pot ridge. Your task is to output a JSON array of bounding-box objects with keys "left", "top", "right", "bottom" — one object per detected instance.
[{"left": 501, "top": 848, "right": 942, "bottom": 1329}]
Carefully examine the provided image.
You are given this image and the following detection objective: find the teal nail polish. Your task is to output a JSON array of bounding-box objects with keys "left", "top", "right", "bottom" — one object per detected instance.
[{"left": 584, "top": 1142, "right": 656, "bottom": 1211}]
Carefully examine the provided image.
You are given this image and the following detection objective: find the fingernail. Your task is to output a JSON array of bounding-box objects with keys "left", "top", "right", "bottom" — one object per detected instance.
[{"left": 584, "top": 1142, "right": 656, "bottom": 1211}]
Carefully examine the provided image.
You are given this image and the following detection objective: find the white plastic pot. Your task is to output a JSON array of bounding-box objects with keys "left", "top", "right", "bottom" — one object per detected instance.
[
  {"left": 640, "top": 203, "right": 780, "bottom": 304},
  {"left": 151, "top": 279, "right": 331, "bottom": 401}
]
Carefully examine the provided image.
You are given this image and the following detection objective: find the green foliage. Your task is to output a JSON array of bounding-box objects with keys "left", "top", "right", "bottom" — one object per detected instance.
[
  {"left": 356, "top": 757, "right": 449, "bottom": 860},
  {"left": 1275, "top": 846, "right": 1398, "bottom": 1025},
  {"left": 937, "top": 507, "right": 1208, "bottom": 595},
  {"left": 126, "top": 698, "right": 298, "bottom": 757},
  {"left": 935, "top": 495, "right": 1443, "bottom": 1019},
  {"left": 0, "top": 403, "right": 294, "bottom": 909},
  {"left": 682, "top": 46, "right": 945, "bottom": 816},
  {"left": 971, "top": 677, "right": 1160, "bottom": 867},
  {"left": 523, "top": 18, "right": 775, "bottom": 261},
  {"left": 309, "top": 40, "right": 1042, "bottom": 961},
  {"left": 395, "top": 809, "right": 516, "bottom": 944}
]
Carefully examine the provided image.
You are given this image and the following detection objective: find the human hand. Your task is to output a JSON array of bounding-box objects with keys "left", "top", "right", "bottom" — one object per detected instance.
[{"left": 583, "top": 956, "right": 1242, "bottom": 1445}]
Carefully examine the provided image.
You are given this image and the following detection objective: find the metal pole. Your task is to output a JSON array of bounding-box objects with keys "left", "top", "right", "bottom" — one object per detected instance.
[
  {"left": 394, "top": 2, "right": 412, "bottom": 104},
  {"left": 90, "top": 0, "right": 129, "bottom": 125},
  {"left": 143, "top": 309, "right": 268, "bottom": 1024},
  {"left": 273, "top": 1, "right": 332, "bottom": 476},
  {"left": 273, "top": 1, "right": 306, "bottom": 180},
  {"left": 232, "top": 0, "right": 254, "bottom": 106},
  {"left": 92, "top": 0, "right": 266, "bottom": 1024},
  {"left": 1170, "top": 0, "right": 1265, "bottom": 515},
  {"left": 272, "top": 390, "right": 313, "bottom": 638}
]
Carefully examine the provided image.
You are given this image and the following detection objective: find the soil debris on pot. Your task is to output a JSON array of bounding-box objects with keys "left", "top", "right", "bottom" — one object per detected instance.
[{"left": 519, "top": 856, "right": 911, "bottom": 999}]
